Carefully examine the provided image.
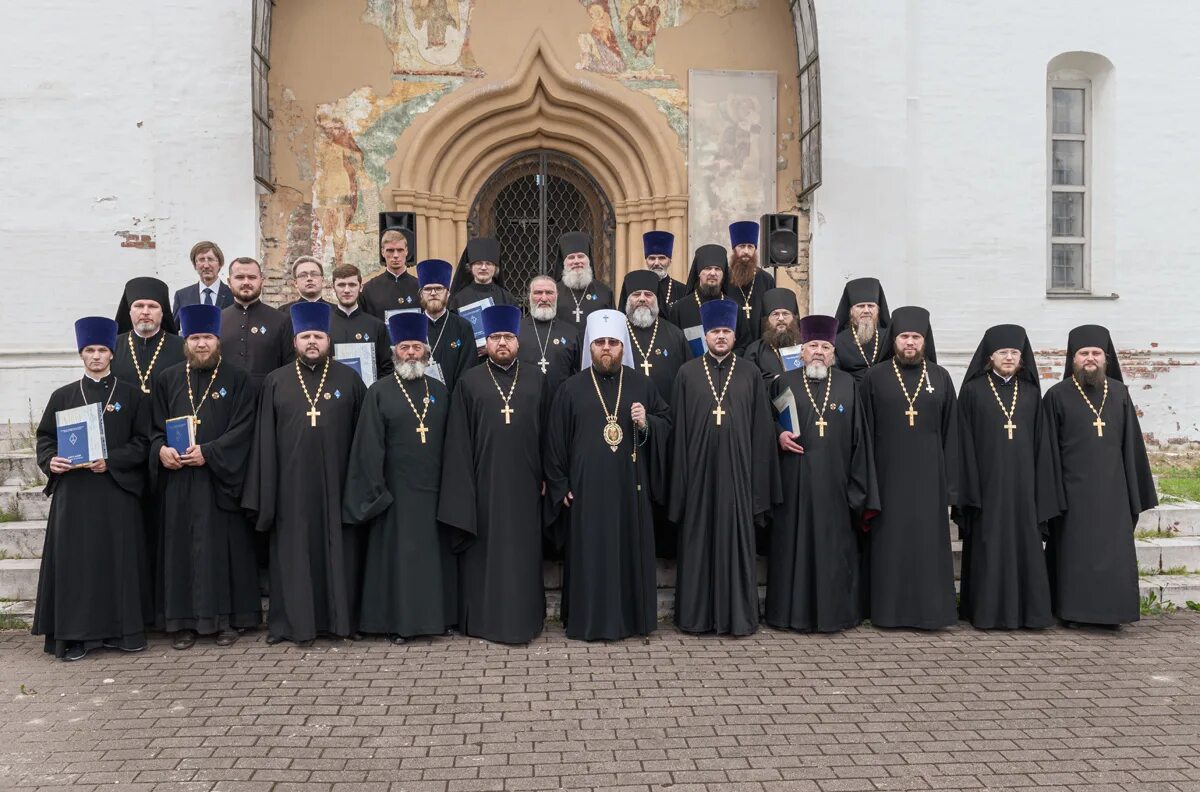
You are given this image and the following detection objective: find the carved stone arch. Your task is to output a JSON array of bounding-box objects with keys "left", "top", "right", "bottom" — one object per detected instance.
[{"left": 390, "top": 31, "right": 688, "bottom": 284}]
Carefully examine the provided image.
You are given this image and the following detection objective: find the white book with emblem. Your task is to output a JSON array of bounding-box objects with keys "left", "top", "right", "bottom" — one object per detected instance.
[{"left": 335, "top": 342, "right": 377, "bottom": 387}]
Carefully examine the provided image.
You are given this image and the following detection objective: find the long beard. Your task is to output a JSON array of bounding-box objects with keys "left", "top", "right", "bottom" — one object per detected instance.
[
  {"left": 853, "top": 319, "right": 876, "bottom": 341},
  {"left": 1078, "top": 366, "right": 1105, "bottom": 387},
  {"left": 530, "top": 304, "right": 555, "bottom": 322},
  {"left": 562, "top": 267, "right": 593, "bottom": 291},
  {"left": 805, "top": 362, "right": 829, "bottom": 380},
  {"left": 697, "top": 281, "right": 723, "bottom": 300},
  {"left": 763, "top": 321, "right": 799, "bottom": 349},
  {"left": 186, "top": 348, "right": 221, "bottom": 370},
  {"left": 395, "top": 360, "right": 426, "bottom": 381},
  {"left": 729, "top": 255, "right": 757, "bottom": 288},
  {"left": 627, "top": 304, "right": 657, "bottom": 329}
]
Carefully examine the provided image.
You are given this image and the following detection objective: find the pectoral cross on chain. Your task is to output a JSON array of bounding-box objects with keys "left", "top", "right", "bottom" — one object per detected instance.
[
  {"left": 307, "top": 407, "right": 321, "bottom": 427},
  {"left": 712, "top": 402, "right": 725, "bottom": 426},
  {"left": 1093, "top": 416, "right": 1105, "bottom": 437},
  {"left": 815, "top": 415, "right": 828, "bottom": 438},
  {"left": 742, "top": 302, "right": 752, "bottom": 319},
  {"left": 572, "top": 304, "right": 583, "bottom": 323},
  {"left": 416, "top": 423, "right": 429, "bottom": 444},
  {"left": 501, "top": 404, "right": 514, "bottom": 425},
  {"left": 1004, "top": 420, "right": 1016, "bottom": 440},
  {"left": 538, "top": 357, "right": 549, "bottom": 374},
  {"left": 905, "top": 407, "right": 918, "bottom": 427},
  {"left": 640, "top": 356, "right": 653, "bottom": 377}
]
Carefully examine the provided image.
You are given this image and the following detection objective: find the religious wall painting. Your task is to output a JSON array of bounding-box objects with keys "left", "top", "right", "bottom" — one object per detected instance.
[
  {"left": 310, "top": 77, "right": 462, "bottom": 269},
  {"left": 687, "top": 69, "right": 777, "bottom": 254},
  {"left": 620, "top": 78, "right": 687, "bottom": 149},
  {"left": 363, "top": 0, "right": 483, "bottom": 76},
  {"left": 575, "top": 0, "right": 680, "bottom": 77}
]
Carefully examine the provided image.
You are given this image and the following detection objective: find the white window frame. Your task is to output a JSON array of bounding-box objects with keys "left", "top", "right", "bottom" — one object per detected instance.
[
  {"left": 1047, "top": 78, "right": 1091, "bottom": 293},
  {"left": 252, "top": 0, "right": 274, "bottom": 191}
]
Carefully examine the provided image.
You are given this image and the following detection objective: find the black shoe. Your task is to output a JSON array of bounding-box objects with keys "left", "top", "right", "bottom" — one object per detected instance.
[
  {"left": 348, "top": 632, "right": 364, "bottom": 641},
  {"left": 171, "top": 630, "right": 197, "bottom": 650},
  {"left": 264, "top": 634, "right": 286, "bottom": 645},
  {"left": 389, "top": 635, "right": 407, "bottom": 645},
  {"left": 102, "top": 637, "right": 147, "bottom": 653},
  {"left": 214, "top": 630, "right": 239, "bottom": 647},
  {"left": 63, "top": 643, "right": 87, "bottom": 662}
]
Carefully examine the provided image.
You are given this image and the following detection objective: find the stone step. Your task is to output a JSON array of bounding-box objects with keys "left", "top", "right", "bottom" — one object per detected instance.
[
  {"left": 0, "top": 558, "right": 41, "bottom": 600},
  {"left": 0, "top": 451, "right": 43, "bottom": 488},
  {"left": 1139, "top": 574, "right": 1200, "bottom": 608},
  {"left": 0, "top": 521, "right": 45, "bottom": 559},
  {"left": 1136, "top": 536, "right": 1200, "bottom": 573},
  {"left": 1148, "top": 502, "right": 1200, "bottom": 537},
  {"left": 0, "top": 486, "right": 50, "bottom": 521}
]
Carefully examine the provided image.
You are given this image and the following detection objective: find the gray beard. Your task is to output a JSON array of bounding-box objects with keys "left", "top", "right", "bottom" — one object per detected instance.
[
  {"left": 1078, "top": 367, "right": 1105, "bottom": 387},
  {"left": 562, "top": 267, "right": 593, "bottom": 291},
  {"left": 134, "top": 322, "right": 159, "bottom": 337},
  {"left": 853, "top": 319, "right": 876, "bottom": 341},
  {"left": 530, "top": 304, "right": 555, "bottom": 322},
  {"left": 395, "top": 360, "right": 426, "bottom": 381},
  {"left": 627, "top": 305, "right": 657, "bottom": 328},
  {"left": 650, "top": 266, "right": 669, "bottom": 279},
  {"left": 805, "top": 362, "right": 828, "bottom": 380}
]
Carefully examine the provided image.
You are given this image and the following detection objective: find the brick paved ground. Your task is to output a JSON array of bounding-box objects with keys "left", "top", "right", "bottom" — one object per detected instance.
[{"left": 1, "top": 616, "right": 1198, "bottom": 792}]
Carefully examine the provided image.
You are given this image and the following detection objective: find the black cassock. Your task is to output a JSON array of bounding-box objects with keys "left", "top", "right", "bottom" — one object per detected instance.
[
  {"left": 449, "top": 282, "right": 518, "bottom": 312},
  {"left": 835, "top": 327, "right": 888, "bottom": 383},
  {"left": 219, "top": 300, "right": 294, "bottom": 390},
  {"left": 1042, "top": 377, "right": 1157, "bottom": 625},
  {"left": 343, "top": 373, "right": 454, "bottom": 637},
  {"left": 957, "top": 373, "right": 1056, "bottom": 629},
  {"left": 361, "top": 269, "right": 420, "bottom": 321},
  {"left": 860, "top": 359, "right": 959, "bottom": 629},
  {"left": 618, "top": 275, "right": 686, "bottom": 317},
  {"left": 518, "top": 317, "right": 579, "bottom": 396},
  {"left": 768, "top": 368, "right": 878, "bottom": 632},
  {"left": 743, "top": 338, "right": 788, "bottom": 384},
  {"left": 544, "top": 367, "right": 671, "bottom": 641},
  {"left": 555, "top": 280, "right": 614, "bottom": 331},
  {"left": 151, "top": 361, "right": 260, "bottom": 633},
  {"left": 330, "top": 305, "right": 394, "bottom": 379},
  {"left": 33, "top": 376, "right": 149, "bottom": 657},
  {"left": 427, "top": 310, "right": 480, "bottom": 394},
  {"left": 669, "top": 354, "right": 780, "bottom": 635},
  {"left": 242, "top": 359, "right": 366, "bottom": 641},
  {"left": 724, "top": 268, "right": 776, "bottom": 337},
  {"left": 438, "top": 360, "right": 550, "bottom": 643},
  {"left": 627, "top": 318, "right": 691, "bottom": 408},
  {"left": 666, "top": 293, "right": 753, "bottom": 357}
]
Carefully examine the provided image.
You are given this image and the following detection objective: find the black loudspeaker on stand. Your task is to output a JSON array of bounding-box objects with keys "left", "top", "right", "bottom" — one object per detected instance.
[{"left": 378, "top": 211, "right": 417, "bottom": 264}]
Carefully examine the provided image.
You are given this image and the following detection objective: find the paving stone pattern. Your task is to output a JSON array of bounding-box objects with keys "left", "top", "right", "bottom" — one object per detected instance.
[{"left": 1, "top": 616, "right": 1199, "bottom": 792}]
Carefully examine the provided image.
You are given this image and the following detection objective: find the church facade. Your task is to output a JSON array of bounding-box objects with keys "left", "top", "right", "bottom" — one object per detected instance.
[{"left": 3, "top": 0, "right": 1197, "bottom": 444}]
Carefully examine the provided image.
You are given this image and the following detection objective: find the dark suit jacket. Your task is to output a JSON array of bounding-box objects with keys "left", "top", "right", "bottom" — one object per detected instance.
[{"left": 173, "top": 281, "right": 234, "bottom": 320}]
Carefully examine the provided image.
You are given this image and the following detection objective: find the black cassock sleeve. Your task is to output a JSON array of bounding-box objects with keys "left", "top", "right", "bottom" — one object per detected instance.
[
  {"left": 437, "top": 381, "right": 478, "bottom": 552},
  {"left": 241, "top": 376, "right": 279, "bottom": 531},
  {"left": 1039, "top": 390, "right": 1069, "bottom": 523},
  {"left": 375, "top": 333, "right": 394, "bottom": 378},
  {"left": 643, "top": 380, "right": 673, "bottom": 507},
  {"left": 342, "top": 387, "right": 392, "bottom": 525},
  {"left": 104, "top": 389, "right": 150, "bottom": 499},
  {"left": 202, "top": 373, "right": 258, "bottom": 512},
  {"left": 750, "top": 367, "right": 783, "bottom": 523},
  {"left": 666, "top": 371, "right": 691, "bottom": 525},
  {"left": 541, "top": 385, "right": 572, "bottom": 543},
  {"left": 35, "top": 390, "right": 62, "bottom": 495},
  {"left": 1121, "top": 393, "right": 1159, "bottom": 523},
  {"left": 847, "top": 385, "right": 880, "bottom": 519},
  {"left": 939, "top": 368, "right": 961, "bottom": 509}
]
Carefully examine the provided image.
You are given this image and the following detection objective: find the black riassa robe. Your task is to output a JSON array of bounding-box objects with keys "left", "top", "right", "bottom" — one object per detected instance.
[
  {"left": 449, "top": 282, "right": 517, "bottom": 311},
  {"left": 543, "top": 367, "right": 671, "bottom": 641},
  {"left": 627, "top": 318, "right": 691, "bottom": 408},
  {"left": 669, "top": 354, "right": 780, "bottom": 635},
  {"left": 666, "top": 293, "right": 753, "bottom": 357},
  {"left": 151, "top": 361, "right": 260, "bottom": 633},
  {"left": 555, "top": 280, "right": 614, "bottom": 331},
  {"left": 957, "top": 372, "right": 1057, "bottom": 629},
  {"left": 859, "top": 359, "right": 959, "bottom": 629},
  {"left": 768, "top": 368, "right": 878, "bottom": 632},
  {"left": 219, "top": 300, "right": 294, "bottom": 390},
  {"left": 618, "top": 275, "right": 687, "bottom": 317},
  {"left": 343, "top": 374, "right": 454, "bottom": 637},
  {"left": 1041, "top": 377, "right": 1157, "bottom": 625},
  {"left": 330, "top": 305, "right": 394, "bottom": 379},
  {"left": 112, "top": 330, "right": 186, "bottom": 394},
  {"left": 743, "top": 338, "right": 788, "bottom": 384},
  {"left": 278, "top": 297, "right": 336, "bottom": 314},
  {"left": 724, "top": 268, "right": 776, "bottom": 336},
  {"left": 426, "top": 310, "right": 480, "bottom": 394},
  {"left": 242, "top": 359, "right": 366, "bottom": 641},
  {"left": 835, "top": 327, "right": 888, "bottom": 383},
  {"left": 33, "top": 376, "right": 149, "bottom": 657},
  {"left": 438, "top": 360, "right": 550, "bottom": 644},
  {"left": 518, "top": 317, "right": 579, "bottom": 396},
  {"left": 360, "top": 269, "right": 420, "bottom": 321}
]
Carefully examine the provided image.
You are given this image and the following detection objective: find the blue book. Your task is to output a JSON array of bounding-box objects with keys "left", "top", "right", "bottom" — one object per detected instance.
[
  {"left": 343, "top": 358, "right": 363, "bottom": 376},
  {"left": 684, "top": 325, "right": 707, "bottom": 358},
  {"left": 779, "top": 344, "right": 805, "bottom": 372},
  {"left": 772, "top": 388, "right": 800, "bottom": 435},
  {"left": 458, "top": 297, "right": 494, "bottom": 348},
  {"left": 55, "top": 403, "right": 107, "bottom": 466},
  {"left": 164, "top": 415, "right": 196, "bottom": 455}
]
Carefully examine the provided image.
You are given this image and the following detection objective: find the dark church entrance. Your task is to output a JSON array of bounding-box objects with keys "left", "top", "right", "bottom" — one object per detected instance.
[{"left": 468, "top": 150, "right": 616, "bottom": 308}]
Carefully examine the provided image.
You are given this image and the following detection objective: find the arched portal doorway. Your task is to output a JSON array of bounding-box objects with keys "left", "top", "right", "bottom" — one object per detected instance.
[{"left": 469, "top": 150, "right": 616, "bottom": 308}]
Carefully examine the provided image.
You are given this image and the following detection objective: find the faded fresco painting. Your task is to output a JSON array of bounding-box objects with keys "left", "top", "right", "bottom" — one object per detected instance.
[
  {"left": 687, "top": 69, "right": 777, "bottom": 253},
  {"left": 363, "top": 0, "right": 483, "bottom": 75}
]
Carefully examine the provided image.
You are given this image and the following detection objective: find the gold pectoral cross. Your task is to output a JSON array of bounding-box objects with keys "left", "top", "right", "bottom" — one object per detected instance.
[
  {"left": 1004, "top": 420, "right": 1016, "bottom": 440},
  {"left": 501, "top": 404, "right": 514, "bottom": 425},
  {"left": 416, "top": 422, "right": 428, "bottom": 444},
  {"left": 815, "top": 415, "right": 828, "bottom": 438},
  {"left": 712, "top": 402, "right": 725, "bottom": 426},
  {"left": 1093, "top": 416, "right": 1105, "bottom": 437},
  {"left": 307, "top": 407, "right": 321, "bottom": 427},
  {"left": 742, "top": 303, "right": 752, "bottom": 319},
  {"left": 640, "top": 357, "right": 653, "bottom": 377},
  {"left": 905, "top": 407, "right": 918, "bottom": 427}
]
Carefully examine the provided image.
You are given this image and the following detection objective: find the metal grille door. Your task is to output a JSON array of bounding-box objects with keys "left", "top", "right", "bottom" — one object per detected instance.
[{"left": 469, "top": 151, "right": 615, "bottom": 307}]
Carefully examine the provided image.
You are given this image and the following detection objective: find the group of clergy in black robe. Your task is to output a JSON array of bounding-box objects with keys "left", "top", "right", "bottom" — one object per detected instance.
[{"left": 31, "top": 221, "right": 1158, "bottom": 661}]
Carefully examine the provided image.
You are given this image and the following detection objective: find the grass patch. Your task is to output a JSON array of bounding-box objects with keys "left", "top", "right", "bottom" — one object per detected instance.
[
  {"left": 1153, "top": 466, "right": 1200, "bottom": 503},
  {"left": 1140, "top": 565, "right": 1195, "bottom": 578},
  {"left": 1140, "top": 591, "right": 1177, "bottom": 616},
  {"left": 0, "top": 614, "right": 29, "bottom": 630},
  {"left": 0, "top": 501, "right": 22, "bottom": 523},
  {"left": 1136, "top": 527, "right": 1179, "bottom": 540}
]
